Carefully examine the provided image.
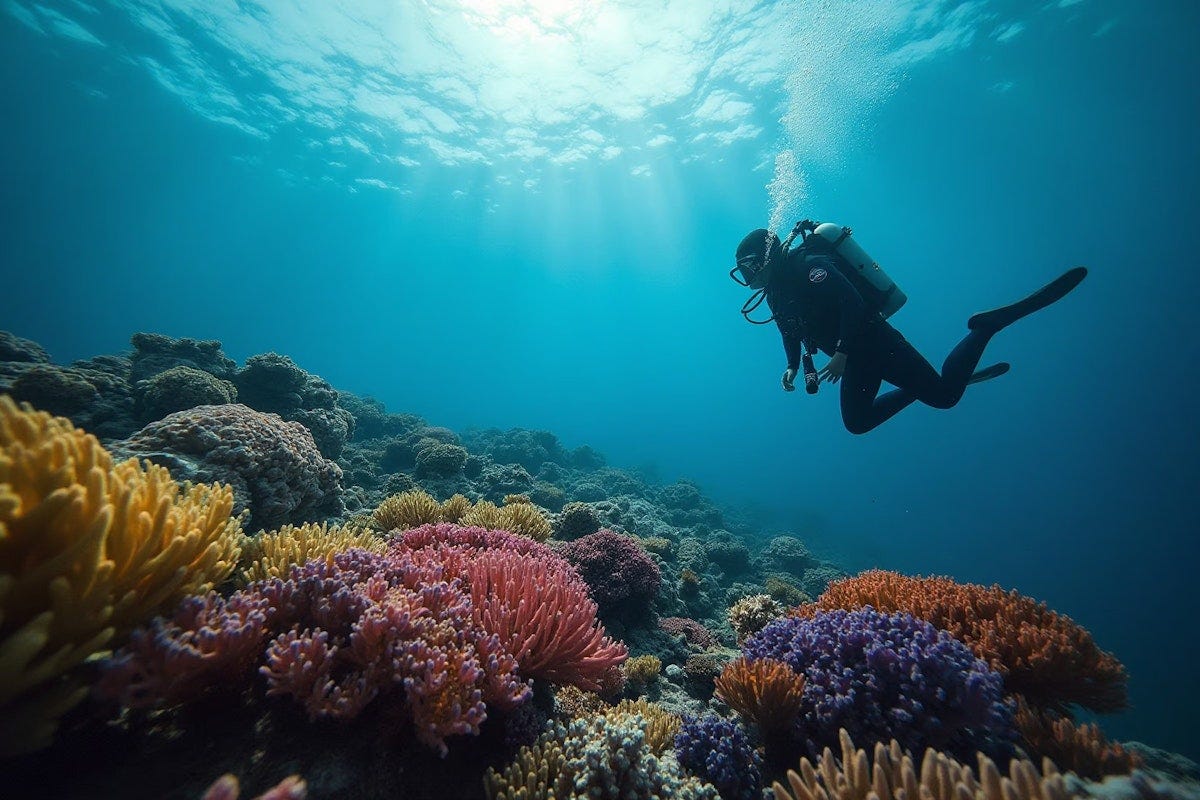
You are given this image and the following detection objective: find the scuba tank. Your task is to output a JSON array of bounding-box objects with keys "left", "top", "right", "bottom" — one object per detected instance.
[{"left": 789, "top": 221, "right": 907, "bottom": 319}]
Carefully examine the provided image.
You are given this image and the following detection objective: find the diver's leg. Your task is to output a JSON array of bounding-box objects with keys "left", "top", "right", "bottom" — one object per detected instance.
[
  {"left": 884, "top": 326, "right": 1012, "bottom": 410},
  {"left": 840, "top": 340, "right": 907, "bottom": 434},
  {"left": 968, "top": 267, "right": 1088, "bottom": 333}
]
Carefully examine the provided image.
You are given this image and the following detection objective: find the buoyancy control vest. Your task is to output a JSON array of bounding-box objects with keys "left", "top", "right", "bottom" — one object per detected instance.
[{"left": 785, "top": 221, "right": 907, "bottom": 319}]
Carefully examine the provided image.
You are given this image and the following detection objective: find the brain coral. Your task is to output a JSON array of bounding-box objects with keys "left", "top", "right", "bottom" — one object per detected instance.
[
  {"left": 134, "top": 365, "right": 237, "bottom": 423},
  {"left": 113, "top": 404, "right": 343, "bottom": 532}
]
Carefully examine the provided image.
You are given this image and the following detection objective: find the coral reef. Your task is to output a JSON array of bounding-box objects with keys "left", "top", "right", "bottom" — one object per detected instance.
[
  {"left": 101, "top": 524, "right": 625, "bottom": 753},
  {"left": 1014, "top": 699, "right": 1142, "bottom": 780},
  {"left": 745, "top": 608, "right": 1017, "bottom": 762},
  {"left": 414, "top": 441, "right": 468, "bottom": 477},
  {"left": 660, "top": 617, "right": 720, "bottom": 650},
  {"left": 0, "top": 330, "right": 50, "bottom": 363},
  {"left": 770, "top": 728, "right": 1072, "bottom": 800},
  {"left": 485, "top": 713, "right": 719, "bottom": 800},
  {"left": 134, "top": 365, "right": 238, "bottom": 423},
  {"left": 555, "top": 501, "right": 603, "bottom": 540},
  {"left": 113, "top": 404, "right": 345, "bottom": 532},
  {"left": 796, "top": 570, "right": 1128, "bottom": 714},
  {"left": 728, "top": 594, "right": 786, "bottom": 644},
  {"left": 201, "top": 774, "right": 307, "bottom": 800},
  {"left": 129, "top": 333, "right": 237, "bottom": 384},
  {"left": 674, "top": 714, "right": 764, "bottom": 800},
  {"left": 374, "top": 489, "right": 443, "bottom": 531},
  {"left": 239, "top": 522, "right": 386, "bottom": 583},
  {"left": 560, "top": 529, "right": 661, "bottom": 616},
  {"left": 606, "top": 698, "right": 681, "bottom": 756},
  {"left": 623, "top": 654, "right": 663, "bottom": 687},
  {"left": 715, "top": 657, "right": 806, "bottom": 735},
  {"left": 0, "top": 396, "right": 243, "bottom": 755}
]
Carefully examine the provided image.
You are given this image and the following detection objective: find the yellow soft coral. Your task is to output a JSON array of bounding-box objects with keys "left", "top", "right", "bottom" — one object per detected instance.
[
  {"left": 496, "top": 501, "right": 552, "bottom": 543},
  {"left": 461, "top": 499, "right": 502, "bottom": 529},
  {"left": 373, "top": 488, "right": 442, "bottom": 531},
  {"left": 239, "top": 522, "right": 386, "bottom": 583},
  {"left": 440, "top": 493, "right": 471, "bottom": 523},
  {"left": 0, "top": 395, "right": 243, "bottom": 755}
]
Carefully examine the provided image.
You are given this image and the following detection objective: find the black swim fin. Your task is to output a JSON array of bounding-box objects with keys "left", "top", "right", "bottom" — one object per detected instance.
[
  {"left": 968, "top": 267, "right": 1088, "bottom": 333},
  {"left": 968, "top": 362, "right": 1010, "bottom": 385}
]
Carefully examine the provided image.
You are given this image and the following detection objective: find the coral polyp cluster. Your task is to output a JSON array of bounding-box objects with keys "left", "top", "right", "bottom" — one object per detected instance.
[{"left": 99, "top": 522, "right": 626, "bottom": 755}]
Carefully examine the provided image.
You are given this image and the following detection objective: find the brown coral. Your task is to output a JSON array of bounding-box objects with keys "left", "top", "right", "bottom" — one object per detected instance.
[
  {"left": 496, "top": 500, "right": 552, "bottom": 542},
  {"left": 605, "top": 698, "right": 681, "bottom": 756},
  {"left": 1014, "top": 698, "right": 1141, "bottom": 780},
  {"left": 772, "top": 728, "right": 1073, "bottom": 800},
  {"left": 0, "top": 396, "right": 242, "bottom": 754},
  {"left": 440, "top": 493, "right": 471, "bottom": 523},
  {"left": 461, "top": 499, "right": 503, "bottom": 530},
  {"left": 795, "top": 570, "right": 1127, "bottom": 713},
  {"left": 373, "top": 488, "right": 442, "bottom": 531},
  {"left": 622, "top": 654, "right": 662, "bottom": 686},
  {"left": 729, "top": 594, "right": 786, "bottom": 644},
  {"left": 239, "top": 522, "right": 386, "bottom": 583},
  {"left": 715, "top": 657, "right": 806, "bottom": 734}
]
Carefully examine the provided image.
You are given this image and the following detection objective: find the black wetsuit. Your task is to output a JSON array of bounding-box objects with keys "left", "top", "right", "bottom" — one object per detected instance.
[{"left": 766, "top": 247, "right": 994, "bottom": 434}]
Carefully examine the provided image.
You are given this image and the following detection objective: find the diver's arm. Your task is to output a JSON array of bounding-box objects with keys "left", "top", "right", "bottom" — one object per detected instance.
[
  {"left": 809, "top": 257, "right": 866, "bottom": 353},
  {"left": 774, "top": 314, "right": 805, "bottom": 371}
]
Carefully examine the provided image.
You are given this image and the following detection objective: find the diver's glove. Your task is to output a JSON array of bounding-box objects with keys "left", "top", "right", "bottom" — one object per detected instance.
[{"left": 782, "top": 368, "right": 797, "bottom": 392}]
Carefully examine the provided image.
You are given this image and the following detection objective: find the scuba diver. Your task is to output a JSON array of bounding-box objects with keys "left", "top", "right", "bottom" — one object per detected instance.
[{"left": 731, "top": 220, "right": 1087, "bottom": 434}]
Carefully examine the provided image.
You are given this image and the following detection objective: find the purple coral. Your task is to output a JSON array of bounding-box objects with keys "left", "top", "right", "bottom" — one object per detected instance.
[
  {"left": 743, "top": 608, "right": 1016, "bottom": 762},
  {"left": 100, "top": 547, "right": 530, "bottom": 756},
  {"left": 113, "top": 403, "right": 344, "bottom": 530},
  {"left": 674, "top": 714, "right": 762, "bottom": 800},
  {"left": 559, "top": 528, "right": 661, "bottom": 611}
]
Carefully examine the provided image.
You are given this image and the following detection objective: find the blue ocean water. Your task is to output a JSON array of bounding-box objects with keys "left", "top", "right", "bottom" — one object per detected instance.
[{"left": 1, "top": 0, "right": 1196, "bottom": 764}]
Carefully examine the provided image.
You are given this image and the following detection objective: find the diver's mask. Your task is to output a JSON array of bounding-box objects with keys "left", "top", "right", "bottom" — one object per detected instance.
[{"left": 729, "top": 253, "right": 772, "bottom": 290}]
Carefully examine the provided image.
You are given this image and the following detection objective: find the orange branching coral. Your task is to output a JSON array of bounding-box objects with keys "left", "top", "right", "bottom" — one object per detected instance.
[
  {"left": 795, "top": 570, "right": 1127, "bottom": 713},
  {"left": 772, "top": 728, "right": 1074, "bottom": 800},
  {"left": 1014, "top": 698, "right": 1141, "bottom": 780},
  {"left": 0, "top": 396, "right": 243, "bottom": 754},
  {"left": 715, "top": 657, "right": 806, "bottom": 734}
]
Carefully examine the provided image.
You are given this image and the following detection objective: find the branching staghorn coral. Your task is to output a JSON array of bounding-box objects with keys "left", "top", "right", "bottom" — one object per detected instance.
[
  {"left": 715, "top": 657, "right": 806, "bottom": 734},
  {"left": 0, "top": 395, "right": 242, "bottom": 755},
  {"left": 770, "top": 728, "right": 1074, "bottom": 800},
  {"left": 239, "top": 522, "right": 385, "bottom": 583},
  {"left": 795, "top": 570, "right": 1128, "bottom": 714}
]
